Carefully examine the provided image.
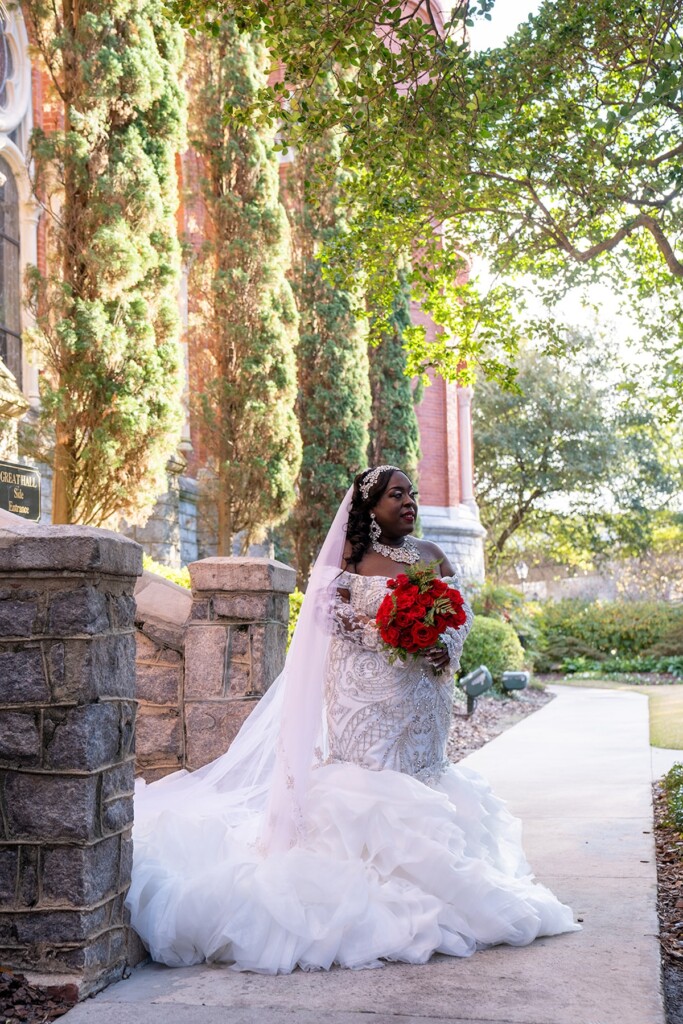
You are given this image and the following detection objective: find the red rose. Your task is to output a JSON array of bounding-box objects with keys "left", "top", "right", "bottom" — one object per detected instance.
[
  {"left": 376, "top": 595, "right": 395, "bottom": 627},
  {"left": 394, "top": 574, "right": 409, "bottom": 587},
  {"left": 395, "top": 585, "right": 420, "bottom": 610},
  {"left": 380, "top": 624, "right": 402, "bottom": 647},
  {"left": 409, "top": 621, "right": 442, "bottom": 649}
]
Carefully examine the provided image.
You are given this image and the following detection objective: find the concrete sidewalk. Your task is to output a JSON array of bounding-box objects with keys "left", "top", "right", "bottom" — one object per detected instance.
[{"left": 63, "top": 685, "right": 665, "bottom": 1024}]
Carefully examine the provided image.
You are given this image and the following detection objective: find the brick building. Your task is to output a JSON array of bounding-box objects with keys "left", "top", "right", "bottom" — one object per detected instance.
[{"left": 0, "top": 4, "right": 485, "bottom": 579}]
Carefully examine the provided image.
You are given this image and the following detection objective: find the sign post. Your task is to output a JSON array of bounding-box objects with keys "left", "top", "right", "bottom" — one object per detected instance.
[{"left": 0, "top": 459, "right": 41, "bottom": 521}]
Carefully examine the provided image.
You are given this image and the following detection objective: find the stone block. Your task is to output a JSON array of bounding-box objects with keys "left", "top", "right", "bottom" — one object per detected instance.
[
  {"left": 101, "top": 794, "right": 133, "bottom": 836},
  {"left": 212, "top": 592, "right": 288, "bottom": 624},
  {"left": 230, "top": 625, "right": 249, "bottom": 656},
  {"left": 189, "top": 557, "right": 296, "bottom": 595},
  {"left": 140, "top": 616, "right": 185, "bottom": 653},
  {"left": 48, "top": 635, "right": 136, "bottom": 702},
  {"left": 184, "top": 699, "right": 256, "bottom": 770},
  {"left": 224, "top": 661, "right": 252, "bottom": 698},
  {"left": 101, "top": 762, "right": 135, "bottom": 803},
  {"left": 6, "top": 903, "right": 111, "bottom": 944},
  {"left": 0, "top": 846, "right": 17, "bottom": 903},
  {"left": 136, "top": 662, "right": 181, "bottom": 705},
  {"left": 2, "top": 773, "right": 98, "bottom": 842},
  {"left": 0, "top": 647, "right": 49, "bottom": 704},
  {"left": 110, "top": 594, "right": 136, "bottom": 630},
  {"left": 48, "top": 586, "right": 109, "bottom": 637},
  {"left": 0, "top": 711, "right": 40, "bottom": 765},
  {"left": 250, "top": 622, "right": 288, "bottom": 689},
  {"left": 135, "top": 709, "right": 182, "bottom": 764},
  {"left": 135, "top": 630, "right": 163, "bottom": 660},
  {"left": 119, "top": 833, "right": 133, "bottom": 888},
  {"left": 184, "top": 626, "right": 227, "bottom": 698},
  {"left": 0, "top": 521, "right": 142, "bottom": 578},
  {"left": 18, "top": 846, "right": 38, "bottom": 907},
  {"left": 0, "top": 594, "right": 38, "bottom": 637},
  {"left": 42, "top": 836, "right": 121, "bottom": 906},
  {"left": 43, "top": 703, "right": 121, "bottom": 772}
]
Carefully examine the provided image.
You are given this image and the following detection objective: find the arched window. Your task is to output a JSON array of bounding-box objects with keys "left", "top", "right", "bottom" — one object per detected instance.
[
  {"left": 0, "top": 19, "right": 14, "bottom": 111},
  {"left": 0, "top": 155, "right": 21, "bottom": 386}
]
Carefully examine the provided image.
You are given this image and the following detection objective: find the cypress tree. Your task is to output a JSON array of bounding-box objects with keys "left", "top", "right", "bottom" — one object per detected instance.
[
  {"left": 24, "top": 0, "right": 185, "bottom": 525},
  {"left": 367, "top": 276, "right": 421, "bottom": 482},
  {"left": 186, "top": 20, "right": 301, "bottom": 555},
  {"left": 282, "top": 99, "right": 371, "bottom": 584}
]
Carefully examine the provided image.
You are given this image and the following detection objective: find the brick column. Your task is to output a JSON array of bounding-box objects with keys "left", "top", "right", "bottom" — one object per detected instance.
[
  {"left": 184, "top": 558, "right": 296, "bottom": 770},
  {"left": 0, "top": 516, "right": 142, "bottom": 996}
]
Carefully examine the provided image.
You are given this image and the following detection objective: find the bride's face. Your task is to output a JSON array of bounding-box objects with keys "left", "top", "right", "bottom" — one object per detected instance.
[{"left": 372, "top": 471, "right": 418, "bottom": 540}]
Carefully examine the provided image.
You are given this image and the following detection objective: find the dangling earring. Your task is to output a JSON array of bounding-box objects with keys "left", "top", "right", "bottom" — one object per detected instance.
[{"left": 370, "top": 512, "right": 382, "bottom": 541}]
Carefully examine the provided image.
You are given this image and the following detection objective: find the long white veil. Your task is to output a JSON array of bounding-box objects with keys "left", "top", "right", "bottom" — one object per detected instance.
[{"left": 133, "top": 485, "right": 354, "bottom": 854}]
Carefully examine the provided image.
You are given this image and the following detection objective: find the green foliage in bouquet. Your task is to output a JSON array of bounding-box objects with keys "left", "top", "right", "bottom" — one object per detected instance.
[
  {"left": 460, "top": 616, "right": 525, "bottom": 688},
  {"left": 24, "top": 0, "right": 185, "bottom": 526}
]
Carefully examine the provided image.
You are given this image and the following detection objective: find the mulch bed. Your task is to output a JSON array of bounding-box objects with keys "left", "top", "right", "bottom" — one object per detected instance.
[
  {"left": 654, "top": 780, "right": 683, "bottom": 1024},
  {"left": 0, "top": 970, "right": 77, "bottom": 1024}
]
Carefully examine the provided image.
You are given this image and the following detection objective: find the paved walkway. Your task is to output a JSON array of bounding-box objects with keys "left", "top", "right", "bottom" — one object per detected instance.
[{"left": 64, "top": 685, "right": 668, "bottom": 1024}]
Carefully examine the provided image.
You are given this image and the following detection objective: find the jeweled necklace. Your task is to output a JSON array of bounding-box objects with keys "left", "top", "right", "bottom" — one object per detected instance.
[{"left": 371, "top": 537, "right": 421, "bottom": 564}]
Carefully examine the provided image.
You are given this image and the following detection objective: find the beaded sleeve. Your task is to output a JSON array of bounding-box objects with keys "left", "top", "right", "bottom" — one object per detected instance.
[
  {"left": 332, "top": 588, "right": 384, "bottom": 652},
  {"left": 439, "top": 575, "right": 474, "bottom": 670}
]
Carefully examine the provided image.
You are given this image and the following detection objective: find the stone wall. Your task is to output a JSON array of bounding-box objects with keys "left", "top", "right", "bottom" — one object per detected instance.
[
  {"left": 0, "top": 512, "right": 142, "bottom": 997},
  {"left": 184, "top": 557, "right": 294, "bottom": 771},
  {"left": 133, "top": 572, "right": 192, "bottom": 782},
  {"left": 132, "top": 557, "right": 294, "bottom": 779}
]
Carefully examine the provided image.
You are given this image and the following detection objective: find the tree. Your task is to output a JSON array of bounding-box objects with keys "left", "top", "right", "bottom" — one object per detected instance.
[
  {"left": 473, "top": 339, "right": 683, "bottom": 576},
  {"left": 280, "top": 87, "right": 371, "bottom": 583},
  {"left": 174, "top": 0, "right": 683, "bottom": 402},
  {"left": 186, "top": 19, "right": 301, "bottom": 554},
  {"left": 24, "top": 0, "right": 185, "bottom": 525},
  {"left": 367, "top": 275, "right": 421, "bottom": 482}
]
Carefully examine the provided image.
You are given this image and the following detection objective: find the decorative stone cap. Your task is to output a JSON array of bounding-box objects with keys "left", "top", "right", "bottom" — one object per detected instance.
[
  {"left": 134, "top": 569, "right": 193, "bottom": 627},
  {"left": 0, "top": 510, "right": 142, "bottom": 577},
  {"left": 188, "top": 557, "right": 296, "bottom": 595}
]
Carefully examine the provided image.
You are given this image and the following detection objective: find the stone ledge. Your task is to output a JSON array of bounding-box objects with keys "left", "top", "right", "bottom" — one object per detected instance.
[
  {"left": 188, "top": 557, "right": 296, "bottom": 595},
  {"left": 0, "top": 513, "right": 142, "bottom": 578}
]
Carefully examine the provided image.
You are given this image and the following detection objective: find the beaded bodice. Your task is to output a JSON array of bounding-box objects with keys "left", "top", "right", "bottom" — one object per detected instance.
[{"left": 324, "top": 571, "right": 472, "bottom": 784}]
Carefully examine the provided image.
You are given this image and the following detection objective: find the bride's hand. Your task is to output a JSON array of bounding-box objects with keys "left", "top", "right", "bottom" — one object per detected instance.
[{"left": 424, "top": 644, "right": 450, "bottom": 672}]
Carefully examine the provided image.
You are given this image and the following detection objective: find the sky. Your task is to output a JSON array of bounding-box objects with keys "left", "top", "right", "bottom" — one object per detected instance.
[{"left": 467, "top": 0, "right": 543, "bottom": 52}]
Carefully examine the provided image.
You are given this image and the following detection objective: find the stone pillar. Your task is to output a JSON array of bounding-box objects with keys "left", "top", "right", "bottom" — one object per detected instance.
[
  {"left": 184, "top": 558, "right": 296, "bottom": 770},
  {"left": 0, "top": 514, "right": 142, "bottom": 997}
]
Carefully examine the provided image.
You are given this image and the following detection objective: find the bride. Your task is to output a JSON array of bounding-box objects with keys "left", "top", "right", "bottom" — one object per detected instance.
[{"left": 127, "top": 465, "right": 579, "bottom": 973}]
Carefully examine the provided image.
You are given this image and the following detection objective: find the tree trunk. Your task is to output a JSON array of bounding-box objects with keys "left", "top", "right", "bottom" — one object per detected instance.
[{"left": 217, "top": 461, "right": 232, "bottom": 556}]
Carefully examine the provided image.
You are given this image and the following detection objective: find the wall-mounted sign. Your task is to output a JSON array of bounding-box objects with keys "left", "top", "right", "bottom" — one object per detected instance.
[{"left": 0, "top": 459, "right": 41, "bottom": 521}]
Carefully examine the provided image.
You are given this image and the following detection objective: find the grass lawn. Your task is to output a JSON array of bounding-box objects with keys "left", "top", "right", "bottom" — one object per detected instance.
[{"left": 555, "top": 677, "right": 683, "bottom": 749}]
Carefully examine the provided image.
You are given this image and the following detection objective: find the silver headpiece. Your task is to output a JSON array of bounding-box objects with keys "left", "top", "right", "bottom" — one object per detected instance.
[{"left": 359, "top": 465, "right": 397, "bottom": 501}]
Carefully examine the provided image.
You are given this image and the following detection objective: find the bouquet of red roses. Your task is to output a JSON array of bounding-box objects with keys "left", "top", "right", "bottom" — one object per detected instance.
[{"left": 375, "top": 562, "right": 468, "bottom": 667}]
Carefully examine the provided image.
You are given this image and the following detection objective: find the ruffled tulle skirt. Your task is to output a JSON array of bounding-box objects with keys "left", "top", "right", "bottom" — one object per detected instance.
[{"left": 126, "top": 761, "right": 579, "bottom": 973}]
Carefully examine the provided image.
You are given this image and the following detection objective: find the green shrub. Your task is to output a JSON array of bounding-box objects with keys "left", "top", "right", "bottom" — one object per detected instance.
[
  {"left": 142, "top": 555, "right": 191, "bottom": 590},
  {"left": 561, "top": 653, "right": 683, "bottom": 677},
  {"left": 532, "top": 598, "right": 683, "bottom": 671},
  {"left": 663, "top": 763, "right": 683, "bottom": 832},
  {"left": 646, "top": 620, "right": 683, "bottom": 657},
  {"left": 287, "top": 588, "right": 304, "bottom": 649},
  {"left": 460, "top": 616, "right": 525, "bottom": 686}
]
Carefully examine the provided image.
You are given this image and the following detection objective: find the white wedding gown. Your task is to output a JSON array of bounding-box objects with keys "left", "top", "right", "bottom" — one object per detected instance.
[{"left": 127, "top": 572, "right": 579, "bottom": 973}]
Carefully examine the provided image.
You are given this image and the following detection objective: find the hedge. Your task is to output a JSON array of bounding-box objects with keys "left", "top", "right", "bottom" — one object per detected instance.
[{"left": 460, "top": 616, "right": 525, "bottom": 685}]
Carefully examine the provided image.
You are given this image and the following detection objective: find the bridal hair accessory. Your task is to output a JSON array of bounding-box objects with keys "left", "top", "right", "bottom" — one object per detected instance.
[
  {"left": 369, "top": 512, "right": 382, "bottom": 541},
  {"left": 360, "top": 465, "right": 397, "bottom": 501}
]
